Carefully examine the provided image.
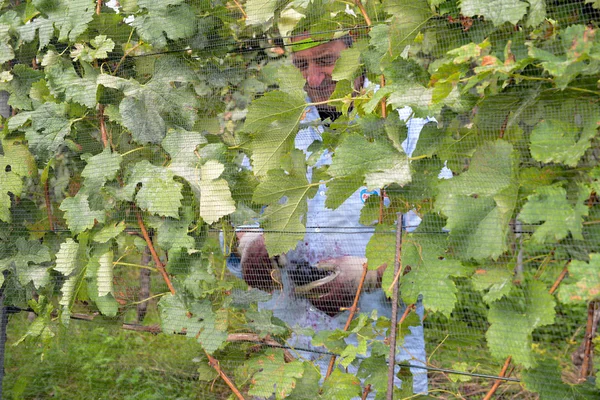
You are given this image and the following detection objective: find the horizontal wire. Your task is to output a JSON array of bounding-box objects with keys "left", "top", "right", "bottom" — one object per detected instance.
[{"left": 6, "top": 305, "right": 520, "bottom": 383}]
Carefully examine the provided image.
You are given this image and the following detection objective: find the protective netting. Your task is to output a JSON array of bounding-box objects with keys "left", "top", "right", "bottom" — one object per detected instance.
[{"left": 1, "top": 0, "right": 600, "bottom": 399}]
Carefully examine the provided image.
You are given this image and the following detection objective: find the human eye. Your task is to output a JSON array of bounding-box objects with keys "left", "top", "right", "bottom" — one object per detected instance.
[
  {"left": 316, "top": 55, "right": 338, "bottom": 66},
  {"left": 292, "top": 58, "right": 308, "bottom": 70}
]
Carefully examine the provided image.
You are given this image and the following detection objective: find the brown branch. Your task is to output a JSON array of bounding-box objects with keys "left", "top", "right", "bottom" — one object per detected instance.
[
  {"left": 354, "top": 0, "right": 372, "bottom": 27},
  {"left": 498, "top": 112, "right": 510, "bottom": 139},
  {"left": 112, "top": 42, "right": 142, "bottom": 76},
  {"left": 361, "top": 384, "right": 372, "bottom": 400},
  {"left": 205, "top": 350, "right": 247, "bottom": 400},
  {"left": 232, "top": 0, "right": 247, "bottom": 18},
  {"left": 98, "top": 104, "right": 108, "bottom": 148},
  {"left": 96, "top": 0, "right": 102, "bottom": 15},
  {"left": 549, "top": 263, "right": 570, "bottom": 295},
  {"left": 387, "top": 213, "right": 403, "bottom": 400},
  {"left": 136, "top": 210, "right": 176, "bottom": 295},
  {"left": 379, "top": 189, "right": 385, "bottom": 224},
  {"left": 44, "top": 180, "right": 55, "bottom": 232},
  {"left": 325, "top": 262, "right": 370, "bottom": 379},
  {"left": 580, "top": 300, "right": 598, "bottom": 381},
  {"left": 380, "top": 75, "right": 387, "bottom": 118},
  {"left": 482, "top": 356, "right": 512, "bottom": 400}
]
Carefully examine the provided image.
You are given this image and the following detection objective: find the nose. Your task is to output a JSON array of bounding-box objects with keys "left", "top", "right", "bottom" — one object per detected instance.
[{"left": 305, "top": 64, "right": 325, "bottom": 87}]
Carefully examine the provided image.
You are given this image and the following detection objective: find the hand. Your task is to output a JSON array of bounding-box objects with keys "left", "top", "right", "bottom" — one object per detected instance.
[
  {"left": 293, "top": 256, "right": 386, "bottom": 317},
  {"left": 236, "top": 231, "right": 286, "bottom": 292}
]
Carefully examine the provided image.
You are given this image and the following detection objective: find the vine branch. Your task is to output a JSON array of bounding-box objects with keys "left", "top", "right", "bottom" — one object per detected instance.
[
  {"left": 387, "top": 213, "right": 404, "bottom": 400},
  {"left": 324, "top": 262, "right": 370, "bottom": 379},
  {"left": 482, "top": 356, "right": 512, "bottom": 400}
]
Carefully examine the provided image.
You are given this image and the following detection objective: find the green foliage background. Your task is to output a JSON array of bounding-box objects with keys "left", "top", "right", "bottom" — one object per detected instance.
[{"left": 0, "top": 0, "right": 599, "bottom": 398}]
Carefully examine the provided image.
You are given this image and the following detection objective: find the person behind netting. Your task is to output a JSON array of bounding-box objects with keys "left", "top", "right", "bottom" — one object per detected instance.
[{"left": 230, "top": 32, "right": 432, "bottom": 396}]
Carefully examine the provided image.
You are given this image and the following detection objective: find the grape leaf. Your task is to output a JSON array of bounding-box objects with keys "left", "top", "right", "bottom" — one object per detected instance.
[
  {"left": 246, "top": 0, "right": 277, "bottom": 26},
  {"left": 9, "top": 102, "right": 71, "bottom": 161},
  {"left": 518, "top": 185, "right": 589, "bottom": 243},
  {"left": 85, "top": 245, "right": 118, "bottom": 317},
  {"left": 357, "top": 355, "right": 388, "bottom": 399},
  {"left": 332, "top": 47, "right": 362, "bottom": 81},
  {"left": 252, "top": 169, "right": 319, "bottom": 255},
  {"left": 436, "top": 140, "right": 519, "bottom": 261},
  {"left": 246, "top": 349, "right": 305, "bottom": 399},
  {"left": 530, "top": 119, "right": 597, "bottom": 167},
  {"left": 44, "top": 54, "right": 98, "bottom": 108},
  {"left": 398, "top": 214, "right": 472, "bottom": 315},
  {"left": 163, "top": 131, "right": 235, "bottom": 223},
  {"left": 70, "top": 35, "right": 115, "bottom": 62},
  {"left": 6, "top": 238, "right": 52, "bottom": 288},
  {"left": 328, "top": 134, "right": 411, "bottom": 190},
  {"left": 522, "top": 357, "right": 600, "bottom": 399},
  {"left": 60, "top": 192, "right": 106, "bottom": 234},
  {"left": 158, "top": 295, "right": 227, "bottom": 353},
  {"left": 0, "top": 24, "right": 14, "bottom": 64},
  {"left": 0, "top": 154, "right": 24, "bottom": 222},
  {"left": 471, "top": 268, "right": 513, "bottom": 304},
  {"left": 460, "top": 0, "right": 528, "bottom": 26},
  {"left": 382, "top": 0, "right": 434, "bottom": 58},
  {"left": 81, "top": 148, "right": 122, "bottom": 188},
  {"left": 526, "top": 0, "right": 546, "bottom": 27},
  {"left": 93, "top": 221, "right": 126, "bottom": 243},
  {"left": 321, "top": 369, "right": 362, "bottom": 400},
  {"left": 486, "top": 280, "right": 555, "bottom": 368},
  {"left": 33, "top": 0, "right": 95, "bottom": 43},
  {"left": 54, "top": 238, "right": 79, "bottom": 276},
  {"left": 155, "top": 217, "right": 195, "bottom": 251},
  {"left": 0, "top": 64, "right": 43, "bottom": 110},
  {"left": 246, "top": 90, "right": 306, "bottom": 176},
  {"left": 557, "top": 254, "right": 600, "bottom": 303},
  {"left": 131, "top": 4, "right": 197, "bottom": 48},
  {"left": 122, "top": 160, "right": 183, "bottom": 219}
]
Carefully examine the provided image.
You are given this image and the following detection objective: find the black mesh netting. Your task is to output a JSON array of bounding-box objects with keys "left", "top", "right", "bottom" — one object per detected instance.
[{"left": 0, "top": 0, "right": 599, "bottom": 399}]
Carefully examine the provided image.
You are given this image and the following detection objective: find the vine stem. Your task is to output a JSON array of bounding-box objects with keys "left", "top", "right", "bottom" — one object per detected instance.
[
  {"left": 96, "top": 0, "right": 102, "bottom": 15},
  {"left": 580, "top": 300, "right": 599, "bottom": 381},
  {"left": 232, "top": 0, "right": 247, "bottom": 18},
  {"left": 487, "top": 260, "right": 571, "bottom": 398},
  {"left": 324, "top": 262, "right": 370, "bottom": 379},
  {"left": 135, "top": 209, "right": 245, "bottom": 398},
  {"left": 135, "top": 210, "right": 175, "bottom": 295},
  {"left": 354, "top": 0, "right": 372, "bottom": 26},
  {"left": 44, "top": 180, "right": 55, "bottom": 232},
  {"left": 482, "top": 356, "right": 512, "bottom": 400},
  {"left": 205, "top": 350, "right": 247, "bottom": 400},
  {"left": 361, "top": 384, "right": 372, "bottom": 400},
  {"left": 98, "top": 104, "right": 108, "bottom": 148},
  {"left": 387, "top": 213, "right": 403, "bottom": 400}
]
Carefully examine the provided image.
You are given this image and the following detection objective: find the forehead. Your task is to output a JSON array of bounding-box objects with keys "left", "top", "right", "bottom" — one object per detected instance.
[{"left": 291, "top": 38, "right": 347, "bottom": 59}]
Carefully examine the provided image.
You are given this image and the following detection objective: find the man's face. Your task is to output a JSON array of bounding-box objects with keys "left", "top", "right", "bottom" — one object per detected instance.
[{"left": 291, "top": 38, "right": 347, "bottom": 103}]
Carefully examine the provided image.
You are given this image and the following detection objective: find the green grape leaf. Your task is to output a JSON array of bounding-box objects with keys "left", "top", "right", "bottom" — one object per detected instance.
[
  {"left": 332, "top": 47, "right": 362, "bottom": 82},
  {"left": 339, "top": 336, "right": 367, "bottom": 368},
  {"left": 70, "top": 35, "right": 115, "bottom": 62},
  {"left": 131, "top": 4, "right": 197, "bottom": 48},
  {"left": 557, "top": 254, "right": 600, "bottom": 303},
  {"left": 86, "top": 246, "right": 118, "bottom": 317},
  {"left": 0, "top": 64, "right": 43, "bottom": 110},
  {"left": 286, "top": 362, "right": 321, "bottom": 400},
  {"left": 246, "top": 350, "right": 305, "bottom": 399},
  {"left": 0, "top": 154, "right": 24, "bottom": 222},
  {"left": 96, "top": 250, "right": 113, "bottom": 297},
  {"left": 60, "top": 192, "right": 106, "bottom": 234},
  {"left": 246, "top": 0, "right": 277, "bottom": 26},
  {"left": 472, "top": 268, "right": 513, "bottom": 304},
  {"left": 436, "top": 140, "right": 519, "bottom": 261},
  {"left": 522, "top": 357, "right": 600, "bottom": 399},
  {"left": 366, "top": 224, "right": 396, "bottom": 273},
  {"left": 158, "top": 295, "right": 227, "bottom": 353},
  {"left": 44, "top": 54, "right": 98, "bottom": 108},
  {"left": 398, "top": 214, "right": 472, "bottom": 315},
  {"left": 526, "top": 0, "right": 546, "bottom": 27},
  {"left": 54, "top": 238, "right": 79, "bottom": 276},
  {"left": 246, "top": 90, "right": 306, "bottom": 176},
  {"left": 328, "top": 134, "right": 411, "bottom": 190},
  {"left": 122, "top": 160, "right": 183, "bottom": 218},
  {"left": 0, "top": 24, "right": 14, "bottom": 64},
  {"left": 518, "top": 185, "right": 589, "bottom": 243},
  {"left": 245, "top": 310, "right": 288, "bottom": 338},
  {"left": 530, "top": 119, "right": 597, "bottom": 167},
  {"left": 252, "top": 169, "right": 319, "bottom": 255},
  {"left": 585, "top": 0, "right": 600, "bottom": 8},
  {"left": 382, "top": 0, "right": 434, "bottom": 58},
  {"left": 460, "top": 0, "right": 528, "bottom": 26},
  {"left": 163, "top": 131, "right": 235, "bottom": 224},
  {"left": 7, "top": 238, "right": 52, "bottom": 288},
  {"left": 486, "top": 280, "right": 555, "bottom": 368},
  {"left": 155, "top": 217, "right": 195, "bottom": 251},
  {"left": 81, "top": 148, "right": 122, "bottom": 188},
  {"left": 324, "top": 174, "right": 363, "bottom": 210},
  {"left": 93, "top": 221, "right": 126, "bottom": 243},
  {"left": 357, "top": 355, "right": 388, "bottom": 398},
  {"left": 9, "top": 102, "right": 71, "bottom": 161},
  {"left": 321, "top": 369, "right": 362, "bottom": 400}
]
